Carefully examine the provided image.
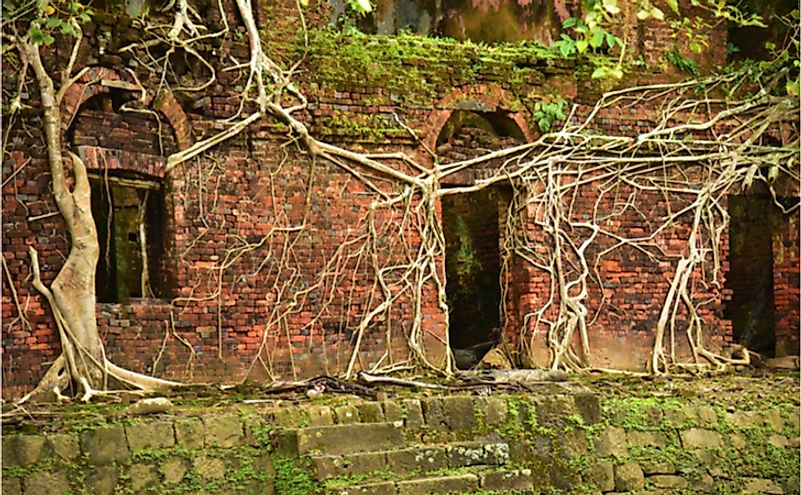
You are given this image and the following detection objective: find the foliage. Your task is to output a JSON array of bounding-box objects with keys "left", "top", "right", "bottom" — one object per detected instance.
[
  {"left": 273, "top": 457, "right": 315, "bottom": 495},
  {"left": 665, "top": 50, "right": 700, "bottom": 77},
  {"left": 554, "top": 16, "right": 623, "bottom": 59},
  {"left": 2, "top": 0, "right": 93, "bottom": 45},
  {"left": 531, "top": 97, "right": 567, "bottom": 132},
  {"left": 721, "top": 10, "right": 800, "bottom": 98},
  {"left": 346, "top": 0, "right": 372, "bottom": 15}
]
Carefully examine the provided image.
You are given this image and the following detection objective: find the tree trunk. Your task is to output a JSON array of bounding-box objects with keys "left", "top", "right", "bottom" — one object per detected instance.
[{"left": 21, "top": 41, "right": 178, "bottom": 402}]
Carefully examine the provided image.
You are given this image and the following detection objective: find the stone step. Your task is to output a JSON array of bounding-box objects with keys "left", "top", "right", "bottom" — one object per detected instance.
[
  {"left": 311, "top": 441, "right": 510, "bottom": 480},
  {"left": 275, "top": 422, "right": 404, "bottom": 457},
  {"left": 328, "top": 469, "right": 535, "bottom": 495}
]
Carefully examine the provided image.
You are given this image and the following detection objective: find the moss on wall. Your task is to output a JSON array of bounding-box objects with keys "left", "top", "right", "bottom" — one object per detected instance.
[{"left": 3, "top": 377, "right": 798, "bottom": 494}]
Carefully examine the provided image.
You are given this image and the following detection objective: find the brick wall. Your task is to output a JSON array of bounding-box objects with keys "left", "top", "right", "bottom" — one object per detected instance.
[
  {"left": 774, "top": 211, "right": 800, "bottom": 357},
  {"left": 1, "top": 0, "right": 797, "bottom": 396}
]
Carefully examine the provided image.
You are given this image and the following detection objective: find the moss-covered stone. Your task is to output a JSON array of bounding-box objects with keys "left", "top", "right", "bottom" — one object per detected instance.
[
  {"left": 203, "top": 414, "right": 244, "bottom": 448},
  {"left": 679, "top": 428, "right": 723, "bottom": 449},
  {"left": 474, "top": 396, "right": 508, "bottom": 427},
  {"left": 335, "top": 405, "right": 361, "bottom": 424},
  {"left": 594, "top": 427, "right": 628, "bottom": 457},
  {"left": 386, "top": 446, "right": 447, "bottom": 473},
  {"left": 396, "top": 473, "right": 479, "bottom": 495},
  {"left": 480, "top": 469, "right": 534, "bottom": 491},
  {"left": 128, "top": 463, "right": 159, "bottom": 491},
  {"left": 573, "top": 393, "right": 602, "bottom": 425},
  {"left": 193, "top": 455, "right": 226, "bottom": 479},
  {"left": 586, "top": 459, "right": 614, "bottom": 492},
  {"left": 79, "top": 425, "right": 129, "bottom": 465},
  {"left": 1, "top": 476, "right": 21, "bottom": 495},
  {"left": 24, "top": 471, "right": 70, "bottom": 495},
  {"left": 650, "top": 474, "right": 689, "bottom": 489},
  {"left": 627, "top": 430, "right": 668, "bottom": 448},
  {"left": 615, "top": 462, "right": 645, "bottom": 491},
  {"left": 84, "top": 466, "right": 118, "bottom": 495},
  {"left": 401, "top": 399, "right": 424, "bottom": 429},
  {"left": 358, "top": 402, "right": 385, "bottom": 423},
  {"left": 295, "top": 423, "right": 403, "bottom": 456},
  {"left": 160, "top": 457, "right": 188, "bottom": 485},
  {"left": 2, "top": 435, "right": 46, "bottom": 467},
  {"left": 175, "top": 417, "right": 205, "bottom": 449},
  {"left": 125, "top": 419, "right": 175, "bottom": 452},
  {"left": 307, "top": 405, "right": 335, "bottom": 426},
  {"left": 46, "top": 434, "right": 80, "bottom": 463},
  {"left": 382, "top": 401, "right": 403, "bottom": 424}
]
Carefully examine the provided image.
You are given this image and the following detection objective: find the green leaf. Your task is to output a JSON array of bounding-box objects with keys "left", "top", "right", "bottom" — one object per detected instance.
[
  {"left": 726, "top": 42, "right": 740, "bottom": 55},
  {"left": 591, "top": 67, "right": 608, "bottom": 78},
  {"left": 562, "top": 17, "right": 578, "bottom": 28},
  {"left": 764, "top": 42, "right": 776, "bottom": 51},
  {"left": 347, "top": 0, "right": 371, "bottom": 14},
  {"left": 787, "top": 78, "right": 800, "bottom": 97},
  {"left": 689, "top": 42, "right": 702, "bottom": 54},
  {"left": 665, "top": 0, "right": 679, "bottom": 14},
  {"left": 538, "top": 119, "right": 551, "bottom": 132},
  {"left": 636, "top": 10, "right": 649, "bottom": 20},
  {"left": 559, "top": 43, "right": 572, "bottom": 57},
  {"left": 591, "top": 30, "right": 604, "bottom": 48},
  {"left": 602, "top": 0, "right": 620, "bottom": 15},
  {"left": 650, "top": 7, "right": 664, "bottom": 20},
  {"left": 29, "top": 26, "right": 55, "bottom": 45},
  {"left": 60, "top": 22, "right": 79, "bottom": 37},
  {"left": 576, "top": 39, "right": 588, "bottom": 53},
  {"left": 46, "top": 17, "right": 62, "bottom": 28}
]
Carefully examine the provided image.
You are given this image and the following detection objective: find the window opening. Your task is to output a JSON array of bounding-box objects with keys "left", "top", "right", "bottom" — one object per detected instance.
[{"left": 90, "top": 174, "right": 168, "bottom": 303}]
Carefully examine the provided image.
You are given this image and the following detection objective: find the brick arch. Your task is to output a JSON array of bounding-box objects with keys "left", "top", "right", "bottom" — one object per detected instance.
[
  {"left": 61, "top": 67, "right": 192, "bottom": 151},
  {"left": 422, "top": 84, "right": 535, "bottom": 154}
]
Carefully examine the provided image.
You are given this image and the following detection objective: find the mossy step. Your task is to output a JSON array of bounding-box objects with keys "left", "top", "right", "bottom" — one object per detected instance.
[
  {"left": 327, "top": 469, "right": 535, "bottom": 495},
  {"left": 274, "top": 422, "right": 404, "bottom": 457},
  {"left": 311, "top": 441, "right": 510, "bottom": 480}
]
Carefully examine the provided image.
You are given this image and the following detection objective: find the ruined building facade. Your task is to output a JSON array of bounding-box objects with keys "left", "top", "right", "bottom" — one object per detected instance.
[{"left": 2, "top": 0, "right": 798, "bottom": 397}]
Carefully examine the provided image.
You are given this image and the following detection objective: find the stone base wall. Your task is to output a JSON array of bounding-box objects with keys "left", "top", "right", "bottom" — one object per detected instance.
[{"left": 3, "top": 383, "right": 798, "bottom": 495}]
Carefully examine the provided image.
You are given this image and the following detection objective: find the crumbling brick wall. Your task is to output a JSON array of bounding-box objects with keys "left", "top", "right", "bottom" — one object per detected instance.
[
  {"left": 774, "top": 206, "right": 801, "bottom": 357},
  {"left": 2, "top": 0, "right": 797, "bottom": 397}
]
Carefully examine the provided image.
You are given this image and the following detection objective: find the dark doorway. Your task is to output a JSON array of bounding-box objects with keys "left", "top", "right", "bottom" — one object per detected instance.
[
  {"left": 443, "top": 186, "right": 510, "bottom": 351},
  {"left": 724, "top": 194, "right": 781, "bottom": 356},
  {"left": 91, "top": 177, "right": 168, "bottom": 302}
]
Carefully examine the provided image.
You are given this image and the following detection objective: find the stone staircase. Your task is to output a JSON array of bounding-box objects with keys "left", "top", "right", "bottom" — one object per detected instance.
[{"left": 274, "top": 421, "right": 535, "bottom": 494}]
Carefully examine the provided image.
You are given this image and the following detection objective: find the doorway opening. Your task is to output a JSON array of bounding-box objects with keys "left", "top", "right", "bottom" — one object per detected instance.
[
  {"left": 442, "top": 186, "right": 511, "bottom": 364},
  {"left": 724, "top": 193, "right": 781, "bottom": 356}
]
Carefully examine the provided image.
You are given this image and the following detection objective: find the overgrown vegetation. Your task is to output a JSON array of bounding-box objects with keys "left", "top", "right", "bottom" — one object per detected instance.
[{"left": 1, "top": 0, "right": 798, "bottom": 404}]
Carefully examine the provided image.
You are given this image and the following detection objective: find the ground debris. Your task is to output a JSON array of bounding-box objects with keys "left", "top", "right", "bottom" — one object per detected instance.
[{"left": 127, "top": 397, "right": 173, "bottom": 415}]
